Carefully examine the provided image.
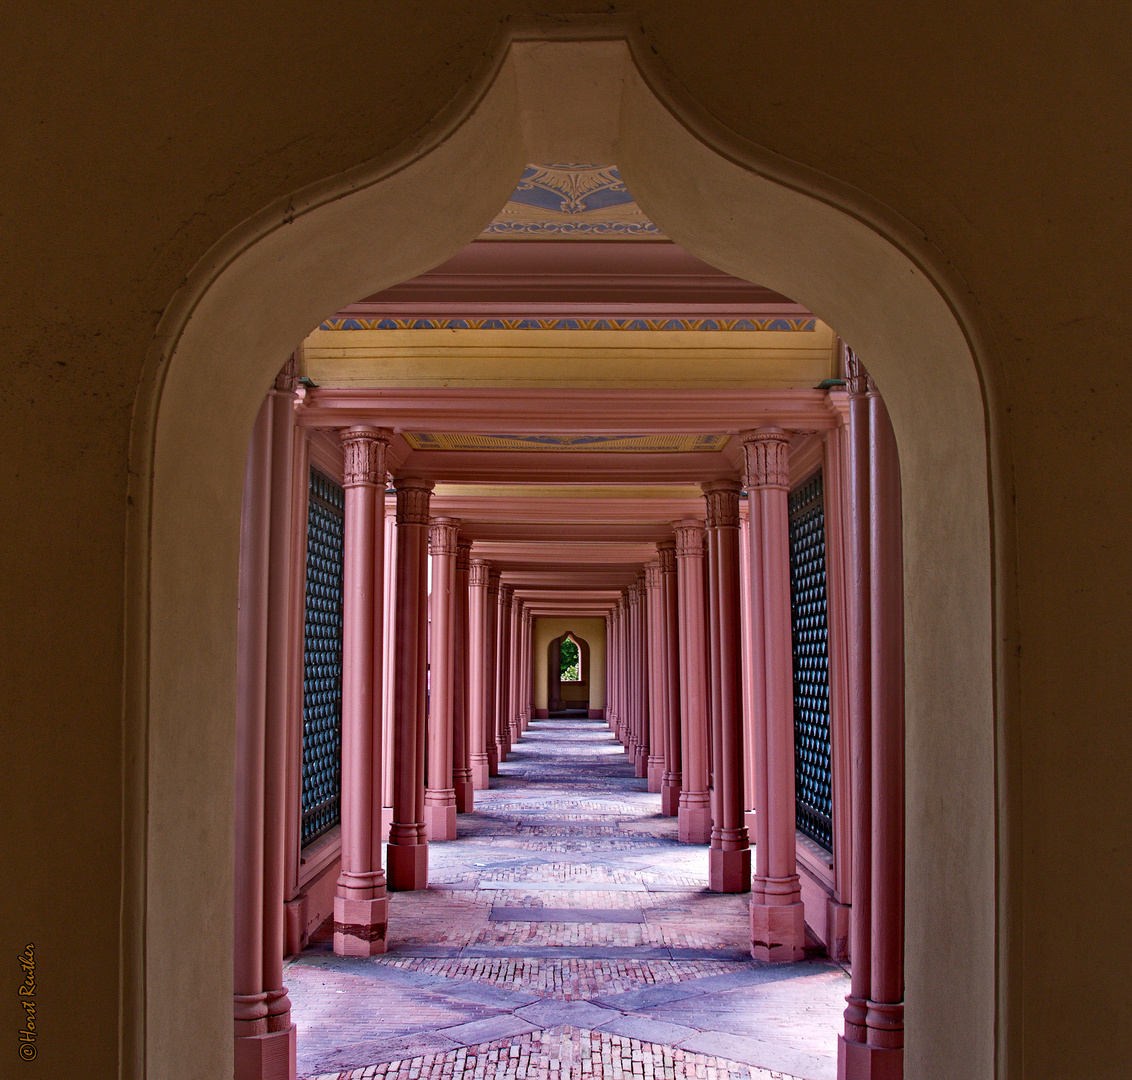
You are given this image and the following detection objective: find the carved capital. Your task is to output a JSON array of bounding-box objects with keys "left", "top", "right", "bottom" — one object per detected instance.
[
  {"left": 487, "top": 568, "right": 501, "bottom": 597},
  {"left": 644, "top": 562, "right": 661, "bottom": 590},
  {"left": 656, "top": 539, "right": 677, "bottom": 575},
  {"left": 672, "top": 518, "right": 706, "bottom": 558},
  {"left": 627, "top": 584, "right": 640, "bottom": 607},
  {"left": 393, "top": 477, "right": 434, "bottom": 524},
  {"left": 469, "top": 559, "right": 490, "bottom": 587},
  {"left": 274, "top": 354, "right": 299, "bottom": 392},
  {"left": 845, "top": 346, "right": 876, "bottom": 396},
  {"left": 500, "top": 584, "right": 513, "bottom": 608},
  {"left": 740, "top": 428, "right": 791, "bottom": 490},
  {"left": 456, "top": 538, "right": 472, "bottom": 571},
  {"left": 340, "top": 427, "right": 393, "bottom": 487},
  {"left": 428, "top": 517, "right": 460, "bottom": 557},
  {"left": 701, "top": 479, "right": 742, "bottom": 529}
]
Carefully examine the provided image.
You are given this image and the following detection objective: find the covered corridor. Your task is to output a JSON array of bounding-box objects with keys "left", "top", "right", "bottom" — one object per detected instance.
[{"left": 287, "top": 713, "right": 847, "bottom": 1079}]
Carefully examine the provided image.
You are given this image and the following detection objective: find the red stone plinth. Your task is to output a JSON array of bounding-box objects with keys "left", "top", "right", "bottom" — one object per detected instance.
[
  {"left": 234, "top": 1025, "right": 296, "bottom": 1080},
  {"left": 454, "top": 776, "right": 474, "bottom": 813},
  {"left": 332, "top": 895, "right": 387, "bottom": 956},
  {"left": 660, "top": 778, "right": 681, "bottom": 816},
  {"left": 838, "top": 1037, "right": 903, "bottom": 1080},
  {"left": 750, "top": 901, "right": 806, "bottom": 962},
  {"left": 709, "top": 846, "right": 751, "bottom": 893},
  {"left": 387, "top": 842, "right": 428, "bottom": 891},
  {"left": 471, "top": 756, "right": 491, "bottom": 788},
  {"left": 487, "top": 745, "right": 500, "bottom": 776},
  {"left": 678, "top": 796, "right": 711, "bottom": 844},
  {"left": 423, "top": 795, "right": 457, "bottom": 841},
  {"left": 646, "top": 755, "right": 665, "bottom": 793},
  {"left": 634, "top": 746, "right": 648, "bottom": 777}
]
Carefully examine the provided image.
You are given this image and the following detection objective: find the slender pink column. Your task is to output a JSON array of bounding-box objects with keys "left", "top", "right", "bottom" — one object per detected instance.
[
  {"left": 703, "top": 480, "right": 752, "bottom": 893},
  {"left": 423, "top": 517, "right": 459, "bottom": 842},
  {"left": 235, "top": 397, "right": 297, "bottom": 1079},
  {"left": 333, "top": 427, "right": 393, "bottom": 953},
  {"left": 866, "top": 391, "right": 905, "bottom": 1068},
  {"left": 645, "top": 562, "right": 666, "bottom": 792},
  {"left": 673, "top": 520, "right": 711, "bottom": 844},
  {"left": 611, "top": 602, "right": 624, "bottom": 741},
  {"left": 520, "top": 609, "right": 533, "bottom": 730},
  {"left": 453, "top": 539, "right": 474, "bottom": 812},
  {"left": 485, "top": 570, "right": 501, "bottom": 775},
  {"left": 387, "top": 478, "right": 433, "bottom": 891},
  {"left": 840, "top": 359, "right": 874, "bottom": 1066},
  {"left": 621, "top": 592, "right": 632, "bottom": 749},
  {"left": 743, "top": 429, "right": 806, "bottom": 959},
  {"left": 630, "top": 579, "right": 648, "bottom": 776},
  {"left": 495, "top": 585, "right": 513, "bottom": 761},
  {"left": 607, "top": 609, "right": 619, "bottom": 734},
  {"left": 657, "top": 540, "right": 682, "bottom": 816},
  {"left": 381, "top": 504, "right": 397, "bottom": 841},
  {"left": 508, "top": 596, "right": 523, "bottom": 743},
  {"left": 467, "top": 559, "right": 492, "bottom": 789}
]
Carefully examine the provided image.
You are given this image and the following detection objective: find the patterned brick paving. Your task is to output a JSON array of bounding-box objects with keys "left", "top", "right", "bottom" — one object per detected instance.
[{"left": 287, "top": 716, "right": 848, "bottom": 1080}]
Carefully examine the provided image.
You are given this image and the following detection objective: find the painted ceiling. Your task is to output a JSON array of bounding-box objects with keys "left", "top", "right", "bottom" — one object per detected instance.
[{"left": 477, "top": 164, "right": 665, "bottom": 239}]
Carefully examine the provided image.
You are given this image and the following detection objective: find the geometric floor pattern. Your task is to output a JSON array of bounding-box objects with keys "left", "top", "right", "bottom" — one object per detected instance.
[{"left": 287, "top": 715, "right": 849, "bottom": 1079}]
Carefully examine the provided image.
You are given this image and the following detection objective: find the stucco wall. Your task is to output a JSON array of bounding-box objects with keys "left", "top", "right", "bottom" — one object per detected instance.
[
  {"left": 2, "top": 6, "right": 1130, "bottom": 1079},
  {"left": 532, "top": 617, "right": 608, "bottom": 710}
]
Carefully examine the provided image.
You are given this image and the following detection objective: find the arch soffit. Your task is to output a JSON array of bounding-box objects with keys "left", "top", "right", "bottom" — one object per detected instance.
[{"left": 131, "top": 23, "right": 998, "bottom": 1080}]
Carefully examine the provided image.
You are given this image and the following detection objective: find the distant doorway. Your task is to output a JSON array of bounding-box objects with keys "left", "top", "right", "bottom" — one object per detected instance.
[{"left": 547, "top": 631, "right": 590, "bottom": 713}]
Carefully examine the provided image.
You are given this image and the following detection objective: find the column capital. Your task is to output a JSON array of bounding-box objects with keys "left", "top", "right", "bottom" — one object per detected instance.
[
  {"left": 456, "top": 537, "right": 472, "bottom": 570},
  {"left": 644, "top": 561, "right": 662, "bottom": 589},
  {"left": 500, "top": 584, "right": 513, "bottom": 607},
  {"left": 657, "top": 539, "right": 677, "bottom": 575},
  {"left": 487, "top": 568, "right": 501, "bottom": 597},
  {"left": 340, "top": 427, "right": 394, "bottom": 487},
  {"left": 468, "top": 558, "right": 490, "bottom": 588},
  {"left": 672, "top": 518, "right": 706, "bottom": 557},
  {"left": 845, "top": 345, "right": 876, "bottom": 396},
  {"left": 740, "top": 428, "right": 791, "bottom": 490},
  {"left": 628, "top": 582, "right": 642, "bottom": 606},
  {"left": 701, "top": 478, "right": 743, "bottom": 528},
  {"left": 428, "top": 517, "right": 461, "bottom": 556},
  {"left": 393, "top": 477, "right": 435, "bottom": 524}
]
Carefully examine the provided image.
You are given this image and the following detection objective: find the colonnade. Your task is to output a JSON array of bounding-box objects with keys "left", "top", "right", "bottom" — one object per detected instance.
[{"left": 232, "top": 365, "right": 906, "bottom": 1079}]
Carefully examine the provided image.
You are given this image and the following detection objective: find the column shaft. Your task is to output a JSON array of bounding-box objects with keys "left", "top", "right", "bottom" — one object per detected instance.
[
  {"left": 495, "top": 586, "right": 513, "bottom": 761},
  {"left": 703, "top": 480, "right": 751, "bottom": 893},
  {"left": 658, "top": 540, "right": 682, "bottom": 816},
  {"left": 645, "top": 562, "right": 666, "bottom": 792},
  {"left": 423, "top": 518, "right": 459, "bottom": 842},
  {"left": 387, "top": 478, "right": 433, "bottom": 891},
  {"left": 467, "top": 560, "right": 492, "bottom": 788},
  {"left": 743, "top": 429, "right": 806, "bottom": 960},
  {"left": 674, "top": 520, "right": 711, "bottom": 844},
  {"left": 334, "top": 427, "right": 392, "bottom": 952},
  {"left": 485, "top": 571, "right": 501, "bottom": 774},
  {"left": 453, "top": 540, "right": 473, "bottom": 811}
]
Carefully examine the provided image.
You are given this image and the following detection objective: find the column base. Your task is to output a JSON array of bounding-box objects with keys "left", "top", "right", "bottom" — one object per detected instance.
[
  {"left": 454, "top": 775, "right": 475, "bottom": 813},
  {"left": 678, "top": 797, "right": 712, "bottom": 844},
  {"left": 837, "top": 1037, "right": 903, "bottom": 1080},
  {"left": 646, "top": 755, "right": 665, "bottom": 793},
  {"left": 333, "top": 894, "right": 388, "bottom": 956},
  {"left": 634, "top": 747, "right": 649, "bottom": 777},
  {"left": 510, "top": 719, "right": 521, "bottom": 742},
  {"left": 234, "top": 1024, "right": 296, "bottom": 1080},
  {"left": 423, "top": 794, "right": 457, "bottom": 841},
  {"left": 387, "top": 840, "right": 429, "bottom": 891},
  {"left": 471, "top": 754, "right": 490, "bottom": 789},
  {"left": 487, "top": 745, "right": 500, "bottom": 776},
  {"left": 709, "top": 845, "right": 751, "bottom": 893},
  {"left": 495, "top": 738, "right": 509, "bottom": 764},
  {"left": 750, "top": 900, "right": 806, "bottom": 961},
  {"left": 660, "top": 777, "right": 681, "bottom": 816}
]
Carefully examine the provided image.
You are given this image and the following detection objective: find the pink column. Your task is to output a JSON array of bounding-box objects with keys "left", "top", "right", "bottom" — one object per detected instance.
[
  {"left": 702, "top": 480, "right": 752, "bottom": 893},
  {"left": 387, "top": 478, "right": 433, "bottom": 891},
  {"left": 453, "top": 539, "right": 474, "bottom": 812},
  {"left": 645, "top": 562, "right": 666, "bottom": 792},
  {"left": 657, "top": 540, "right": 682, "bottom": 816},
  {"left": 606, "top": 610, "right": 618, "bottom": 734},
  {"left": 333, "top": 427, "right": 393, "bottom": 953},
  {"left": 485, "top": 570, "right": 501, "bottom": 775},
  {"left": 743, "top": 429, "right": 806, "bottom": 960},
  {"left": 495, "top": 584, "right": 513, "bottom": 762},
  {"left": 380, "top": 503, "right": 397, "bottom": 841},
  {"left": 629, "top": 580, "right": 647, "bottom": 776},
  {"left": 467, "top": 559, "right": 492, "bottom": 789},
  {"left": 520, "top": 609, "right": 533, "bottom": 730},
  {"left": 508, "top": 595, "right": 523, "bottom": 743},
  {"left": 234, "top": 395, "right": 298, "bottom": 1079},
  {"left": 673, "top": 520, "right": 711, "bottom": 844},
  {"left": 423, "top": 517, "right": 459, "bottom": 842},
  {"left": 610, "top": 603, "right": 624, "bottom": 741}
]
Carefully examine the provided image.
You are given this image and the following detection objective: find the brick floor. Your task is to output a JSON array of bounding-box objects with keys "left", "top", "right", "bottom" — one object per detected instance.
[{"left": 287, "top": 716, "right": 848, "bottom": 1080}]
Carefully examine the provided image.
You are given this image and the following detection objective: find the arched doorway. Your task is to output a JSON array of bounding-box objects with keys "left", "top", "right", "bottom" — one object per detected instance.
[
  {"left": 547, "top": 630, "right": 591, "bottom": 714},
  {"left": 129, "top": 25, "right": 998, "bottom": 1080}
]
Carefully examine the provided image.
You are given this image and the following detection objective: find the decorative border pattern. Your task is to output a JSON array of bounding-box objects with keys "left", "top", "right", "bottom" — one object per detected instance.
[
  {"left": 319, "top": 317, "right": 817, "bottom": 332},
  {"left": 404, "top": 433, "right": 729, "bottom": 454}
]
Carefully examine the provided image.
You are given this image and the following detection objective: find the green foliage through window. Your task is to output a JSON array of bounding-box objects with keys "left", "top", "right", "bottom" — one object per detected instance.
[{"left": 560, "top": 638, "right": 581, "bottom": 682}]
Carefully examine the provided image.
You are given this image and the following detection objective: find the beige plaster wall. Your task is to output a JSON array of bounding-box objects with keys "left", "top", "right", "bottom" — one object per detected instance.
[
  {"left": 532, "top": 617, "right": 608, "bottom": 710},
  {"left": 1, "top": 6, "right": 1130, "bottom": 1079}
]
